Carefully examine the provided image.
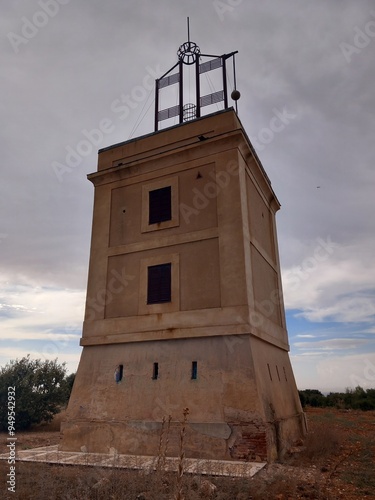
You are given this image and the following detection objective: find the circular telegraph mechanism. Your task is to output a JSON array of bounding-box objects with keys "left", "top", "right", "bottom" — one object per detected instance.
[{"left": 177, "top": 41, "right": 201, "bottom": 65}]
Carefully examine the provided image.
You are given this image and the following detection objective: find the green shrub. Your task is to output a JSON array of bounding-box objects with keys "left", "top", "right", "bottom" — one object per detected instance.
[{"left": 0, "top": 355, "right": 73, "bottom": 431}]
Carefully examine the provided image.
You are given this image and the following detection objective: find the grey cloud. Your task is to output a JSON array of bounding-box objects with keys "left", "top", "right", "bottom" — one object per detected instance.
[{"left": 1, "top": 0, "right": 374, "bottom": 315}]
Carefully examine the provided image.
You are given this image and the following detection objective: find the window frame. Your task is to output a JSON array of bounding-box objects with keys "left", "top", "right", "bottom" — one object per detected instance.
[
  {"left": 148, "top": 186, "right": 172, "bottom": 225},
  {"left": 147, "top": 262, "right": 172, "bottom": 305},
  {"left": 141, "top": 177, "right": 179, "bottom": 233},
  {"left": 139, "top": 253, "right": 180, "bottom": 314}
]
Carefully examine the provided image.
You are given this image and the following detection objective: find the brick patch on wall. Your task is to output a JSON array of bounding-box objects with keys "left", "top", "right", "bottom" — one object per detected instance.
[{"left": 228, "top": 420, "right": 268, "bottom": 461}]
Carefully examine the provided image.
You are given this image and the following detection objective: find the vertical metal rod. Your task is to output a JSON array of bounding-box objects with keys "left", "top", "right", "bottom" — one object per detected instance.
[
  {"left": 154, "top": 79, "right": 159, "bottom": 131},
  {"left": 187, "top": 17, "right": 190, "bottom": 42},
  {"left": 233, "top": 53, "right": 238, "bottom": 114},
  {"left": 222, "top": 57, "right": 228, "bottom": 109},
  {"left": 179, "top": 60, "right": 184, "bottom": 124},
  {"left": 195, "top": 56, "right": 200, "bottom": 118}
]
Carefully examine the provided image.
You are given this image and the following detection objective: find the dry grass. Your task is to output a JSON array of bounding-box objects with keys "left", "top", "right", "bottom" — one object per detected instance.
[
  {"left": 174, "top": 407, "right": 189, "bottom": 500},
  {"left": 2, "top": 408, "right": 374, "bottom": 499},
  {"left": 299, "top": 420, "right": 343, "bottom": 462},
  {"left": 0, "top": 461, "right": 254, "bottom": 500}
]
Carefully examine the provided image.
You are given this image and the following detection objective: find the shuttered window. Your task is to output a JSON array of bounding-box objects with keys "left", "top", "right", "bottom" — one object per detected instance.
[
  {"left": 147, "top": 263, "right": 172, "bottom": 304},
  {"left": 149, "top": 186, "right": 172, "bottom": 225}
]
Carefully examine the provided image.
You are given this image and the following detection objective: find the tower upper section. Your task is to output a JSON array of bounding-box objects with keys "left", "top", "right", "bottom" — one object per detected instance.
[
  {"left": 84, "top": 109, "right": 287, "bottom": 351},
  {"left": 154, "top": 32, "right": 239, "bottom": 131}
]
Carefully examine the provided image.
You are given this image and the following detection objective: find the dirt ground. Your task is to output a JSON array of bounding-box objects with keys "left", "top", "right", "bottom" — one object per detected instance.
[{"left": 0, "top": 408, "right": 374, "bottom": 499}]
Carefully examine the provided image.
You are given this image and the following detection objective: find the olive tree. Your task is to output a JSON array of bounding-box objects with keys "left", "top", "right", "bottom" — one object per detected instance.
[{"left": 0, "top": 355, "right": 73, "bottom": 431}]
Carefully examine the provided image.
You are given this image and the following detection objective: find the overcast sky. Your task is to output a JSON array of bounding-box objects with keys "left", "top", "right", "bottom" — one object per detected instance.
[{"left": 1, "top": 0, "right": 374, "bottom": 392}]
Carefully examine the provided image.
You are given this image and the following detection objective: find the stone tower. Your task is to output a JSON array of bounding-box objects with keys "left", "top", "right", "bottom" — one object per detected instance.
[{"left": 60, "top": 38, "right": 306, "bottom": 462}]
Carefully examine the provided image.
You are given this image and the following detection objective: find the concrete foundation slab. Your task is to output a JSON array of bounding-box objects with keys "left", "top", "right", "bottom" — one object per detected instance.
[{"left": 0, "top": 445, "right": 266, "bottom": 478}]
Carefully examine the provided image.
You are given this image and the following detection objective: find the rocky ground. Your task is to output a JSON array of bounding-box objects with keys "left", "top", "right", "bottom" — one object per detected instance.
[{"left": 0, "top": 408, "right": 374, "bottom": 499}]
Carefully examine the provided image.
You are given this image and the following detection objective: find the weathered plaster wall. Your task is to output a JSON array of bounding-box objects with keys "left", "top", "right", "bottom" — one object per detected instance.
[
  {"left": 61, "top": 109, "right": 306, "bottom": 461},
  {"left": 61, "top": 335, "right": 268, "bottom": 459}
]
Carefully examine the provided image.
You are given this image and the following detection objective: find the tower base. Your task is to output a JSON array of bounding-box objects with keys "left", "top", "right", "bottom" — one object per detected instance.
[{"left": 60, "top": 335, "right": 306, "bottom": 462}]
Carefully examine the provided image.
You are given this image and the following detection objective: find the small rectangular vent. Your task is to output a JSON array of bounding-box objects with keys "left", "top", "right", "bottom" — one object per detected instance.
[{"left": 191, "top": 361, "right": 198, "bottom": 380}]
